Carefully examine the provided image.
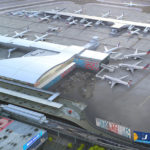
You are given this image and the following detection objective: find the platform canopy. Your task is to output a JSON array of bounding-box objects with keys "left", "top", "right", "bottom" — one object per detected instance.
[{"left": 0, "top": 52, "right": 74, "bottom": 85}]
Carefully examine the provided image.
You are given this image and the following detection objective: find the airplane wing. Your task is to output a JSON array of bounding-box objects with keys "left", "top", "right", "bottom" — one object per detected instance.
[
  {"left": 136, "top": 56, "right": 143, "bottom": 59},
  {"left": 119, "top": 75, "right": 128, "bottom": 80},
  {"left": 15, "top": 31, "right": 18, "bottom": 35},
  {"left": 35, "top": 35, "right": 39, "bottom": 39},
  {"left": 135, "top": 49, "right": 138, "bottom": 54},
  {"left": 111, "top": 81, "right": 116, "bottom": 88},
  {"left": 104, "top": 46, "right": 108, "bottom": 52},
  {"left": 130, "top": 68, "right": 134, "bottom": 74},
  {"left": 134, "top": 61, "right": 142, "bottom": 66}
]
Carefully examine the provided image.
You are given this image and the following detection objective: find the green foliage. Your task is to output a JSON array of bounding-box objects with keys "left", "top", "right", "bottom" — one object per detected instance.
[
  {"left": 67, "top": 142, "right": 73, "bottom": 149},
  {"left": 48, "top": 137, "right": 53, "bottom": 142}
]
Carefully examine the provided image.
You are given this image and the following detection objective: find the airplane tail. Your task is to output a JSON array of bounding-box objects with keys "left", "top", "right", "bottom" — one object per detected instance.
[
  {"left": 104, "top": 46, "right": 108, "bottom": 52},
  {"left": 143, "top": 64, "right": 150, "bottom": 69},
  {"left": 15, "top": 31, "right": 18, "bottom": 35},
  {"left": 128, "top": 80, "right": 132, "bottom": 87},
  {"left": 147, "top": 49, "right": 150, "bottom": 54},
  {"left": 117, "top": 42, "right": 120, "bottom": 48}
]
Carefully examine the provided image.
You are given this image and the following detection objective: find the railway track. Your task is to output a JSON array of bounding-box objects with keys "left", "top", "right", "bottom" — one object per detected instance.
[{"left": 0, "top": 78, "right": 149, "bottom": 149}]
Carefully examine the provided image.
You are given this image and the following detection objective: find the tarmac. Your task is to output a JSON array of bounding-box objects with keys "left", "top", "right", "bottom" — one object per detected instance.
[{"left": 0, "top": 0, "right": 150, "bottom": 141}]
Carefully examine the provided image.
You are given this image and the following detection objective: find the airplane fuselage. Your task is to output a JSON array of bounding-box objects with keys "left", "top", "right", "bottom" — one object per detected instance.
[
  {"left": 103, "top": 75, "right": 129, "bottom": 87},
  {"left": 124, "top": 53, "right": 147, "bottom": 59}
]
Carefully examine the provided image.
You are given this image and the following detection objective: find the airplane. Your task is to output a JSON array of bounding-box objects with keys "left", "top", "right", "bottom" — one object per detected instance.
[
  {"left": 39, "top": 15, "right": 51, "bottom": 22},
  {"left": 80, "top": 18, "right": 88, "bottom": 24},
  {"left": 123, "top": 1, "right": 145, "bottom": 7},
  {"left": 28, "top": 12, "right": 40, "bottom": 18},
  {"left": 104, "top": 42, "right": 121, "bottom": 54},
  {"left": 48, "top": 26, "right": 60, "bottom": 32},
  {"left": 128, "top": 25, "right": 135, "bottom": 31},
  {"left": 94, "top": 11, "right": 111, "bottom": 26},
  {"left": 116, "top": 13, "right": 124, "bottom": 20},
  {"left": 123, "top": 49, "right": 150, "bottom": 59},
  {"left": 83, "top": 22, "right": 93, "bottom": 28},
  {"left": 119, "top": 61, "right": 150, "bottom": 73},
  {"left": 95, "top": 20, "right": 105, "bottom": 26},
  {"left": 52, "top": 14, "right": 61, "bottom": 19},
  {"left": 143, "top": 27, "right": 150, "bottom": 33},
  {"left": 12, "top": 28, "right": 30, "bottom": 38},
  {"left": 128, "top": 28, "right": 140, "bottom": 35},
  {"left": 9, "top": 11, "right": 24, "bottom": 16},
  {"left": 101, "top": 10, "right": 111, "bottom": 17},
  {"left": 34, "top": 33, "right": 49, "bottom": 42},
  {"left": 66, "top": 9, "right": 82, "bottom": 22},
  {"left": 100, "top": 75, "right": 132, "bottom": 88},
  {"left": 66, "top": 16, "right": 74, "bottom": 22},
  {"left": 74, "top": 9, "right": 83, "bottom": 14},
  {"left": 51, "top": 7, "right": 66, "bottom": 20},
  {"left": 68, "top": 19, "right": 78, "bottom": 25},
  {"left": 8, "top": 48, "right": 17, "bottom": 58}
]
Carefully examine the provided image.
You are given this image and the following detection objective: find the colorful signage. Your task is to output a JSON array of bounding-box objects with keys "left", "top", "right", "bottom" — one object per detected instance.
[
  {"left": 74, "top": 58, "right": 99, "bottom": 71},
  {"left": 0, "top": 116, "right": 13, "bottom": 132},
  {"left": 23, "top": 131, "right": 43, "bottom": 150},
  {"left": 96, "top": 118, "right": 131, "bottom": 138},
  {"left": 134, "top": 131, "right": 150, "bottom": 144}
]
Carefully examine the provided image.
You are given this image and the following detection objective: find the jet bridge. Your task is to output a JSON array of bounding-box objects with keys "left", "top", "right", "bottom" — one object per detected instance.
[{"left": 45, "top": 10, "right": 150, "bottom": 30}]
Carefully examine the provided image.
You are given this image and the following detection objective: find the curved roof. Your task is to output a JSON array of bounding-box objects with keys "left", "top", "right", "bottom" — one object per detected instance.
[{"left": 0, "top": 53, "right": 73, "bottom": 84}]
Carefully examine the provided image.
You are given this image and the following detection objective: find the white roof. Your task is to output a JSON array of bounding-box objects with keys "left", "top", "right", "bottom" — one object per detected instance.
[
  {"left": 111, "top": 23, "right": 127, "bottom": 29},
  {"left": 79, "top": 50, "right": 109, "bottom": 60},
  {"left": 0, "top": 53, "right": 74, "bottom": 84},
  {"left": 31, "top": 41, "right": 67, "bottom": 52},
  {"left": 47, "top": 11, "right": 150, "bottom": 28},
  {"left": 12, "top": 38, "right": 33, "bottom": 47},
  {"left": 0, "top": 35, "right": 85, "bottom": 54},
  {"left": 0, "top": 35, "right": 13, "bottom": 44}
]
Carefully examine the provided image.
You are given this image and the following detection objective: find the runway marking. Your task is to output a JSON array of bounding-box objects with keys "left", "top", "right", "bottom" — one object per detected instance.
[{"left": 139, "top": 95, "right": 150, "bottom": 107}]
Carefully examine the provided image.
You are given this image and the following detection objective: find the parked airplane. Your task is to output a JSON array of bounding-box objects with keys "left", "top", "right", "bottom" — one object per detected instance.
[
  {"left": 50, "top": 7, "right": 66, "bottom": 20},
  {"left": 9, "top": 11, "right": 24, "bottom": 16},
  {"left": 40, "top": 15, "right": 51, "bottom": 22},
  {"left": 123, "top": 49, "right": 150, "bottom": 59},
  {"left": 104, "top": 42, "right": 120, "bottom": 54},
  {"left": 123, "top": 1, "right": 146, "bottom": 7},
  {"left": 28, "top": 12, "right": 41, "bottom": 18},
  {"left": 66, "top": 9, "right": 82, "bottom": 22},
  {"left": 80, "top": 18, "right": 88, "bottom": 24},
  {"left": 128, "top": 25, "right": 135, "bottom": 31},
  {"left": 48, "top": 26, "right": 60, "bottom": 32},
  {"left": 123, "top": 1, "right": 139, "bottom": 7},
  {"left": 12, "top": 28, "right": 30, "bottom": 38},
  {"left": 128, "top": 28, "right": 140, "bottom": 35},
  {"left": 101, "top": 75, "right": 132, "bottom": 88},
  {"left": 68, "top": 19, "right": 78, "bottom": 25},
  {"left": 83, "top": 22, "right": 93, "bottom": 28},
  {"left": 95, "top": 20, "right": 105, "bottom": 26},
  {"left": 119, "top": 61, "right": 150, "bottom": 73},
  {"left": 143, "top": 27, "right": 150, "bottom": 33},
  {"left": 66, "top": 16, "right": 74, "bottom": 22},
  {"left": 74, "top": 9, "right": 83, "bottom": 14},
  {"left": 52, "top": 14, "right": 61, "bottom": 19},
  {"left": 116, "top": 13, "right": 124, "bottom": 20},
  {"left": 101, "top": 10, "right": 111, "bottom": 17},
  {"left": 34, "top": 33, "right": 49, "bottom": 42}
]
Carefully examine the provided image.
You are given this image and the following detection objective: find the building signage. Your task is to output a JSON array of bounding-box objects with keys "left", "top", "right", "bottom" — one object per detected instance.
[
  {"left": 96, "top": 118, "right": 131, "bottom": 138},
  {"left": 134, "top": 131, "right": 150, "bottom": 144}
]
